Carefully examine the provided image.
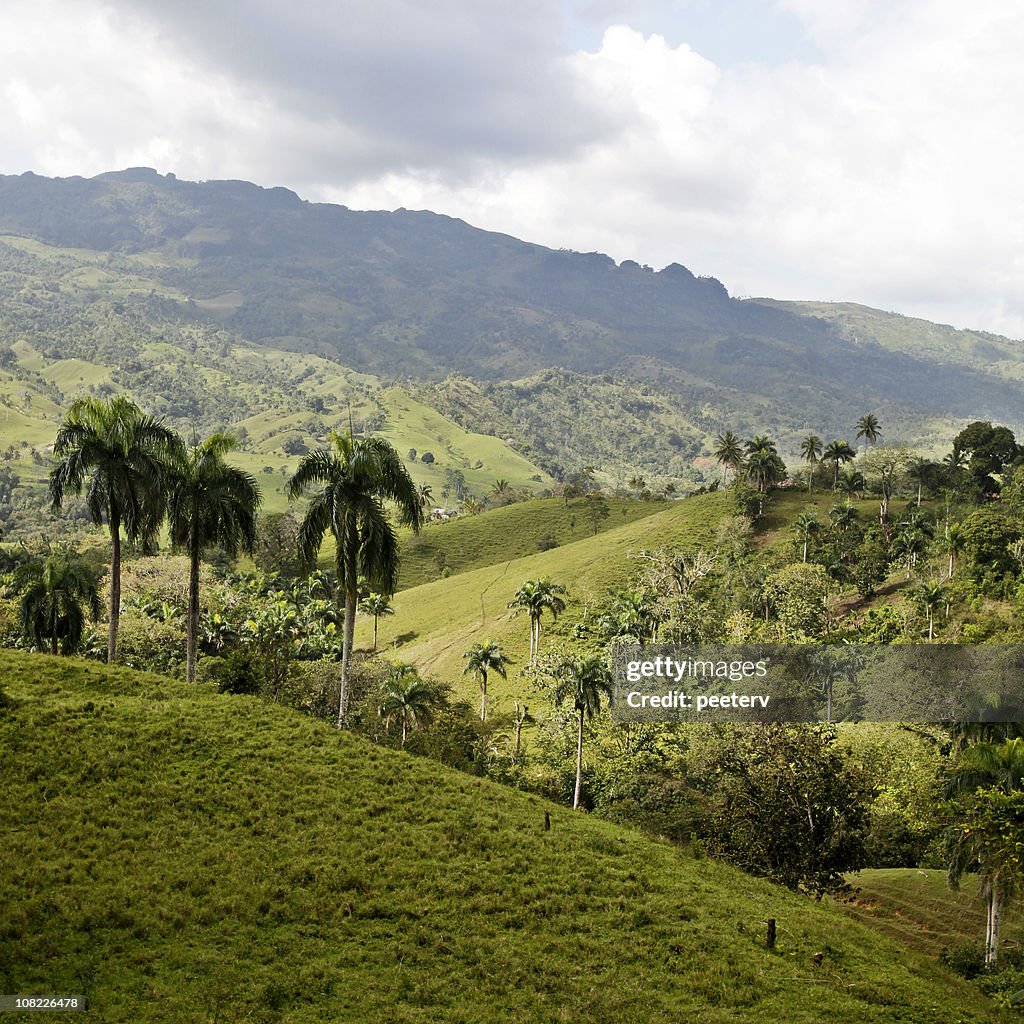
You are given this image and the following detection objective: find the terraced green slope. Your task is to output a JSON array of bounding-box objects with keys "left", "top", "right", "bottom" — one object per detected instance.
[{"left": 0, "top": 652, "right": 996, "bottom": 1023}]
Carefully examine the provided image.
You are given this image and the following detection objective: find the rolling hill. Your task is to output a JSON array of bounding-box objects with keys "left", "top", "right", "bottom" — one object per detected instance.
[{"left": 0, "top": 651, "right": 998, "bottom": 1022}]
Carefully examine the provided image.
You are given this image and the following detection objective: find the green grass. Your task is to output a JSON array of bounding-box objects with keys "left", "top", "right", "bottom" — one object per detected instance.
[
  {"left": 361, "top": 492, "right": 729, "bottom": 695},
  {"left": 37, "top": 358, "right": 112, "bottom": 392},
  {"left": 396, "top": 495, "right": 666, "bottom": 590},
  {"left": 0, "top": 652, "right": 999, "bottom": 1023},
  {"left": 842, "top": 868, "right": 1024, "bottom": 959},
  {"left": 377, "top": 387, "right": 553, "bottom": 495}
]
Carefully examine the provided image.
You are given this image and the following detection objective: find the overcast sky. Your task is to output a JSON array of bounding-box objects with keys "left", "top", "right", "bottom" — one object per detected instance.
[{"left": 2, "top": 0, "right": 1022, "bottom": 337}]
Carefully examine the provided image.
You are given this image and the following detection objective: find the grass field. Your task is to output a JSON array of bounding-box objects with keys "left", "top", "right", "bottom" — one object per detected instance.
[
  {"left": 0, "top": 651, "right": 999, "bottom": 1023},
  {"left": 396, "top": 495, "right": 666, "bottom": 590},
  {"left": 360, "top": 491, "right": 729, "bottom": 698},
  {"left": 843, "top": 868, "right": 1024, "bottom": 960}
]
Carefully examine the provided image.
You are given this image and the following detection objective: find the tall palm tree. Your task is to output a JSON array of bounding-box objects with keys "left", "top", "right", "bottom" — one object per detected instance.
[
  {"left": 462, "top": 640, "right": 511, "bottom": 721},
  {"left": 907, "top": 457, "right": 937, "bottom": 507},
  {"left": 856, "top": 414, "right": 881, "bottom": 453},
  {"left": 359, "top": 592, "right": 395, "bottom": 652},
  {"left": 712, "top": 431, "right": 744, "bottom": 485},
  {"left": 800, "top": 435, "right": 823, "bottom": 493},
  {"left": 166, "top": 433, "right": 261, "bottom": 683},
  {"left": 508, "top": 578, "right": 568, "bottom": 667},
  {"left": 379, "top": 664, "right": 437, "bottom": 746},
  {"left": 491, "top": 479, "right": 513, "bottom": 505},
  {"left": 743, "top": 436, "right": 785, "bottom": 495},
  {"left": 913, "top": 580, "right": 946, "bottom": 640},
  {"left": 945, "top": 738, "right": 1024, "bottom": 966},
  {"left": 554, "top": 656, "right": 614, "bottom": 810},
  {"left": 822, "top": 440, "right": 856, "bottom": 490},
  {"left": 791, "top": 508, "right": 822, "bottom": 563},
  {"left": 16, "top": 550, "right": 102, "bottom": 655},
  {"left": 288, "top": 429, "right": 423, "bottom": 726},
  {"left": 49, "top": 395, "right": 181, "bottom": 662}
]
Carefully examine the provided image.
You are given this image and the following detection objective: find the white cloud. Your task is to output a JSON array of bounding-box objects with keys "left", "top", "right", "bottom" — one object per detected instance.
[{"left": 1, "top": 0, "right": 1023, "bottom": 336}]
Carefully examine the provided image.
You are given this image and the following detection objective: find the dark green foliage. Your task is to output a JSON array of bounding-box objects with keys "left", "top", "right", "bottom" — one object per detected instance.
[
  {"left": 940, "top": 942, "right": 986, "bottom": 979},
  {"left": 698, "top": 725, "right": 873, "bottom": 896},
  {"left": 959, "top": 506, "right": 1020, "bottom": 576},
  {"left": 953, "top": 421, "right": 1022, "bottom": 492},
  {"left": 15, "top": 550, "right": 101, "bottom": 655},
  {"left": 198, "top": 648, "right": 263, "bottom": 695}
]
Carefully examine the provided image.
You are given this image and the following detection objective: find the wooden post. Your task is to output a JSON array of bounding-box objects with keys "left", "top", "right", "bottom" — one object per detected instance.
[
  {"left": 544, "top": 811, "right": 551, "bottom": 831},
  {"left": 766, "top": 919, "right": 776, "bottom": 949}
]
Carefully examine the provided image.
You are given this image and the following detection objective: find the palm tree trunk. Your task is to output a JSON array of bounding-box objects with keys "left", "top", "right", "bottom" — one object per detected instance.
[
  {"left": 513, "top": 701, "right": 524, "bottom": 764},
  {"left": 186, "top": 540, "right": 200, "bottom": 683},
  {"left": 986, "top": 886, "right": 1001, "bottom": 966},
  {"left": 573, "top": 708, "right": 584, "bottom": 810},
  {"left": 339, "top": 588, "right": 356, "bottom": 727},
  {"left": 480, "top": 669, "right": 487, "bottom": 721},
  {"left": 108, "top": 508, "right": 121, "bottom": 663},
  {"left": 372, "top": 614, "right": 378, "bottom": 653}
]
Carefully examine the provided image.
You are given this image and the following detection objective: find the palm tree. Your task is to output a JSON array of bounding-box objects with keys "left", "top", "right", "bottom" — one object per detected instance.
[
  {"left": 418, "top": 483, "right": 433, "bottom": 509},
  {"left": 359, "top": 592, "right": 395, "bottom": 652},
  {"left": 713, "top": 431, "right": 744, "bottom": 485},
  {"left": 907, "top": 457, "right": 937, "bottom": 507},
  {"left": 743, "top": 436, "right": 786, "bottom": 495},
  {"left": 838, "top": 468, "right": 866, "bottom": 499},
  {"left": 800, "top": 435, "right": 823, "bottom": 493},
  {"left": 945, "top": 738, "right": 1024, "bottom": 966},
  {"left": 49, "top": 395, "right": 181, "bottom": 662},
  {"left": 16, "top": 550, "right": 102, "bottom": 655},
  {"left": 946, "top": 522, "right": 963, "bottom": 578},
  {"left": 791, "top": 508, "right": 822, "bottom": 563},
  {"left": 554, "top": 656, "right": 614, "bottom": 810},
  {"left": 462, "top": 640, "right": 512, "bottom": 721},
  {"left": 856, "top": 414, "right": 881, "bottom": 453},
  {"left": 508, "top": 578, "right": 568, "bottom": 667},
  {"left": 913, "top": 580, "right": 946, "bottom": 640},
  {"left": 167, "top": 433, "right": 261, "bottom": 683},
  {"left": 379, "top": 664, "right": 437, "bottom": 746},
  {"left": 823, "top": 440, "right": 856, "bottom": 490},
  {"left": 491, "top": 479, "right": 513, "bottom": 505},
  {"left": 288, "top": 429, "right": 424, "bottom": 726}
]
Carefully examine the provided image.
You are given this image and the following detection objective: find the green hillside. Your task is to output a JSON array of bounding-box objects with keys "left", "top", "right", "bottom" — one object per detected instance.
[
  {"left": 845, "top": 869, "right": 1024, "bottom": 958},
  {"left": 5, "top": 169, "right": 1024, "bottom": 484},
  {"left": 396, "top": 495, "right": 665, "bottom": 590},
  {"left": 363, "top": 492, "right": 728, "bottom": 692},
  {"left": 0, "top": 652, "right": 998, "bottom": 1023}
]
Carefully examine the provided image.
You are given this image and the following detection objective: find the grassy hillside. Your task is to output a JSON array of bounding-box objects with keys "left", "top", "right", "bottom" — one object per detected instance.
[
  {"left": 844, "top": 868, "right": 1024, "bottom": 959},
  {"left": 0, "top": 652, "right": 999, "bottom": 1023},
  {"left": 362, "top": 492, "right": 729, "bottom": 693},
  {"left": 396, "top": 495, "right": 665, "bottom": 590}
]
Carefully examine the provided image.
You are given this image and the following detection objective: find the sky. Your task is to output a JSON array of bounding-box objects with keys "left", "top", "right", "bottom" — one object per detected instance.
[{"left": 2, "top": 0, "right": 1023, "bottom": 337}]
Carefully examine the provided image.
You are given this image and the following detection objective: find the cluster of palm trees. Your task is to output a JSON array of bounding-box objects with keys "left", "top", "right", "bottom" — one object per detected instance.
[
  {"left": 507, "top": 578, "right": 567, "bottom": 666},
  {"left": 713, "top": 415, "right": 882, "bottom": 495},
  {"left": 43, "top": 394, "right": 422, "bottom": 728}
]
